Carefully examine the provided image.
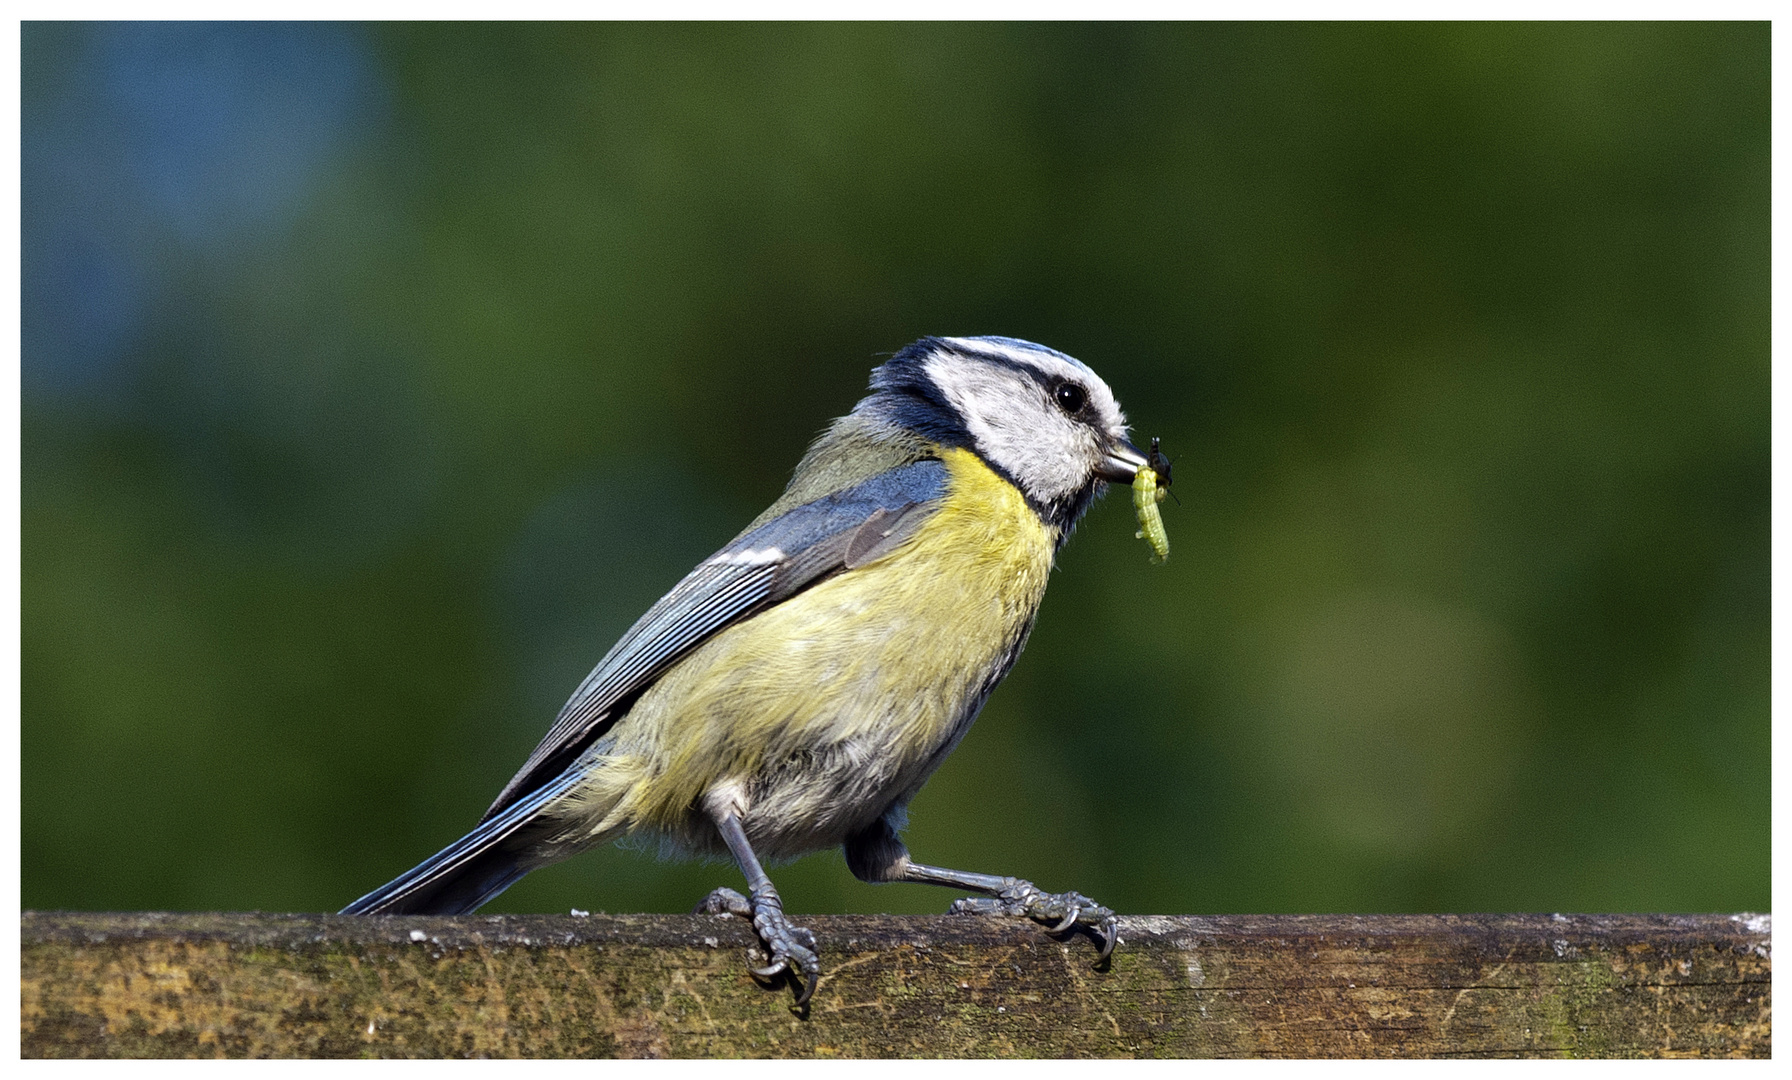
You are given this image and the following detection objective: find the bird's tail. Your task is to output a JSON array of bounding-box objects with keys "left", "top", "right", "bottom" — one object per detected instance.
[{"left": 341, "top": 775, "right": 574, "bottom": 916}]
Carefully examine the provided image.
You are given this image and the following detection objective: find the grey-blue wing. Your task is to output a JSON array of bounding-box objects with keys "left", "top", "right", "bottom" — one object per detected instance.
[{"left": 479, "top": 459, "right": 948, "bottom": 822}]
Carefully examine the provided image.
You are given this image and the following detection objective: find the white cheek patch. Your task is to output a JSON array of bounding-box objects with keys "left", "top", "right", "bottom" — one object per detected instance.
[{"left": 924, "top": 351, "right": 1094, "bottom": 504}]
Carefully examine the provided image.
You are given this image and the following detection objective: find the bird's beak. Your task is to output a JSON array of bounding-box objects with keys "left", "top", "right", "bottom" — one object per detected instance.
[{"left": 1096, "top": 437, "right": 1150, "bottom": 484}]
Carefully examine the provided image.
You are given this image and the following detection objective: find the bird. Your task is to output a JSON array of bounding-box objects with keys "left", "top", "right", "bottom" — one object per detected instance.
[{"left": 342, "top": 335, "right": 1158, "bottom": 1006}]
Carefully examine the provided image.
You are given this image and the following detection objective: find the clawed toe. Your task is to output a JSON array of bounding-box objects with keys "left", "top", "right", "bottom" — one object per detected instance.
[
  {"left": 751, "top": 930, "right": 820, "bottom": 1005},
  {"left": 697, "top": 886, "right": 820, "bottom": 1006},
  {"left": 791, "top": 960, "right": 820, "bottom": 1006},
  {"left": 1095, "top": 913, "right": 1120, "bottom": 962},
  {"left": 752, "top": 916, "right": 820, "bottom": 1004},
  {"left": 946, "top": 881, "right": 1119, "bottom": 965},
  {"left": 695, "top": 886, "right": 754, "bottom": 918},
  {"left": 1049, "top": 904, "right": 1082, "bottom": 934}
]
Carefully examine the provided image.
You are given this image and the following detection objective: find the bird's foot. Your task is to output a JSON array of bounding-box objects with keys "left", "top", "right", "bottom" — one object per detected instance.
[
  {"left": 695, "top": 886, "right": 821, "bottom": 1005},
  {"left": 948, "top": 879, "right": 1120, "bottom": 963}
]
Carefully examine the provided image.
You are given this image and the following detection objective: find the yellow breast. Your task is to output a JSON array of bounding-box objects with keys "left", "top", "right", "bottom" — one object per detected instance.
[{"left": 610, "top": 446, "right": 1057, "bottom": 835}]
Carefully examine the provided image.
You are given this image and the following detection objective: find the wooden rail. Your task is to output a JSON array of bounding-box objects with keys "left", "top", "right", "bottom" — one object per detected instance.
[{"left": 21, "top": 911, "right": 1770, "bottom": 1057}]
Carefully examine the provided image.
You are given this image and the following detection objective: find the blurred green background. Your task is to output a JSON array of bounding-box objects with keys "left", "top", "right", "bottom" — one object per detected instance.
[{"left": 22, "top": 22, "right": 1767, "bottom": 918}]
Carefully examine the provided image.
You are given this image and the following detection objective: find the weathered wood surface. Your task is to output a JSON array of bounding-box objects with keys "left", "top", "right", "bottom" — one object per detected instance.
[{"left": 21, "top": 910, "right": 1770, "bottom": 1058}]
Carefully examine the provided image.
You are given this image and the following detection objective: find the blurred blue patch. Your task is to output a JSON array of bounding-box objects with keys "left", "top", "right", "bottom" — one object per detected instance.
[
  {"left": 95, "top": 22, "right": 376, "bottom": 246},
  {"left": 22, "top": 22, "right": 383, "bottom": 398},
  {"left": 21, "top": 224, "right": 143, "bottom": 393}
]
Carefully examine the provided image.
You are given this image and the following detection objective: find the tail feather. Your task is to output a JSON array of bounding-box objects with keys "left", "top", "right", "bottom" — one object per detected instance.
[
  {"left": 340, "top": 845, "right": 527, "bottom": 915},
  {"left": 341, "top": 777, "right": 570, "bottom": 915}
]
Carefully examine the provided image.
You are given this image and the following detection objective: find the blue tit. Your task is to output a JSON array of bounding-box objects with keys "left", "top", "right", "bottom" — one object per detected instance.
[{"left": 343, "top": 335, "right": 1157, "bottom": 1005}]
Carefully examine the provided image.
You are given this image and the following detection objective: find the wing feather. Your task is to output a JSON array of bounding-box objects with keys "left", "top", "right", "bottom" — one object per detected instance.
[{"left": 480, "top": 459, "right": 949, "bottom": 821}]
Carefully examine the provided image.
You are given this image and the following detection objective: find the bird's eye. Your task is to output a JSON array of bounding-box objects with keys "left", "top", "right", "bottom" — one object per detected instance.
[{"left": 1053, "top": 382, "right": 1088, "bottom": 415}]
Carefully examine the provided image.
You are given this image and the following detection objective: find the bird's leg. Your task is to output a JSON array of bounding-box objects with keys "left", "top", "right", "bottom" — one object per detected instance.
[
  {"left": 843, "top": 818, "right": 1118, "bottom": 962},
  {"left": 694, "top": 812, "right": 820, "bottom": 1005}
]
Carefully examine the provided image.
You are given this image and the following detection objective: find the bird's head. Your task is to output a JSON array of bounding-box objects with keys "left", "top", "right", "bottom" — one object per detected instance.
[{"left": 858, "top": 335, "right": 1149, "bottom": 535}]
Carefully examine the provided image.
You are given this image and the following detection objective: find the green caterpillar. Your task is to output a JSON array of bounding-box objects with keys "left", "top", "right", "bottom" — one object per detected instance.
[{"left": 1132, "top": 436, "right": 1171, "bottom": 563}]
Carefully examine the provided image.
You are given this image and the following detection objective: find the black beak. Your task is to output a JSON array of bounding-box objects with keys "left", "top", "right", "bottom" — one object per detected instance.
[{"left": 1096, "top": 438, "right": 1150, "bottom": 484}]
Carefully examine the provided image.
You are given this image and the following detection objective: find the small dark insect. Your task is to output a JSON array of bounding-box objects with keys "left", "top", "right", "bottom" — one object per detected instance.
[{"left": 1147, "top": 436, "right": 1172, "bottom": 489}]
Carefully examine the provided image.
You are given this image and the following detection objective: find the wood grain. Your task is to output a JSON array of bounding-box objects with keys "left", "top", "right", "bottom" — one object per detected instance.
[{"left": 21, "top": 911, "right": 1770, "bottom": 1058}]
